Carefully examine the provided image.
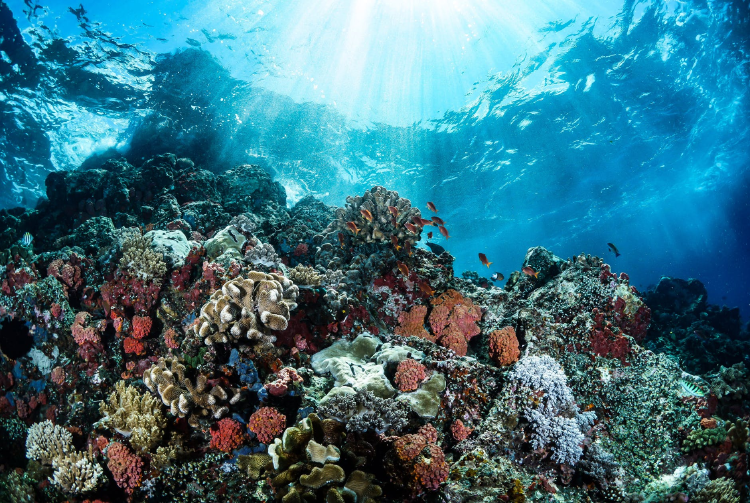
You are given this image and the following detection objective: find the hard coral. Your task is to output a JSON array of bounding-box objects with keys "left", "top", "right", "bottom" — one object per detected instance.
[
  {"left": 71, "top": 312, "right": 102, "bottom": 346},
  {"left": 387, "top": 424, "right": 449, "bottom": 497},
  {"left": 99, "top": 381, "right": 166, "bottom": 453},
  {"left": 119, "top": 232, "right": 167, "bottom": 283},
  {"left": 265, "top": 367, "right": 303, "bottom": 397},
  {"left": 428, "top": 289, "right": 482, "bottom": 356},
  {"left": 248, "top": 406, "right": 286, "bottom": 444},
  {"left": 210, "top": 417, "right": 246, "bottom": 452},
  {"left": 395, "top": 305, "right": 433, "bottom": 341},
  {"left": 106, "top": 442, "right": 143, "bottom": 495},
  {"left": 488, "top": 326, "right": 520, "bottom": 366},
  {"left": 394, "top": 358, "right": 427, "bottom": 392},
  {"left": 131, "top": 315, "right": 153, "bottom": 339}
]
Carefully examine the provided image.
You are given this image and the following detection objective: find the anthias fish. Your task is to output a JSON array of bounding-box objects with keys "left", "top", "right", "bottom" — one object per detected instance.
[
  {"left": 20, "top": 232, "right": 33, "bottom": 246},
  {"left": 491, "top": 272, "right": 504, "bottom": 282},
  {"left": 431, "top": 216, "right": 445, "bottom": 226},
  {"left": 360, "top": 208, "right": 374, "bottom": 221},
  {"left": 347, "top": 221, "right": 360, "bottom": 235},
  {"left": 425, "top": 242, "right": 445, "bottom": 255},
  {"left": 396, "top": 261, "right": 409, "bottom": 277},
  {"left": 414, "top": 216, "right": 433, "bottom": 227},
  {"left": 388, "top": 206, "right": 399, "bottom": 218},
  {"left": 404, "top": 223, "right": 419, "bottom": 234},
  {"left": 607, "top": 242, "right": 621, "bottom": 257},
  {"left": 337, "top": 232, "right": 345, "bottom": 249},
  {"left": 419, "top": 280, "right": 435, "bottom": 296},
  {"left": 404, "top": 240, "right": 412, "bottom": 256},
  {"left": 390, "top": 235, "right": 402, "bottom": 251},
  {"left": 478, "top": 253, "right": 492, "bottom": 268},
  {"left": 522, "top": 266, "right": 539, "bottom": 278},
  {"left": 427, "top": 202, "right": 438, "bottom": 212},
  {"left": 438, "top": 225, "right": 450, "bottom": 238}
]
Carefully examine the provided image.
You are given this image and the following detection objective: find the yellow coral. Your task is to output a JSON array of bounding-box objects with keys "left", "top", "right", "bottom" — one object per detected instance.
[
  {"left": 50, "top": 446, "right": 104, "bottom": 494},
  {"left": 288, "top": 265, "right": 322, "bottom": 287},
  {"left": 99, "top": 381, "right": 167, "bottom": 453}
]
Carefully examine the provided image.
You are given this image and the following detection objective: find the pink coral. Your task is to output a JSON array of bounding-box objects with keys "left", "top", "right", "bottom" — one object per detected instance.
[
  {"left": 210, "top": 417, "right": 246, "bottom": 452},
  {"left": 123, "top": 337, "right": 145, "bottom": 355},
  {"left": 265, "top": 367, "right": 303, "bottom": 397},
  {"left": 71, "top": 312, "right": 101, "bottom": 346},
  {"left": 107, "top": 442, "right": 143, "bottom": 495},
  {"left": 488, "top": 327, "right": 520, "bottom": 366},
  {"left": 412, "top": 444, "right": 449, "bottom": 493},
  {"left": 51, "top": 366, "right": 66, "bottom": 386},
  {"left": 394, "top": 359, "right": 427, "bottom": 392},
  {"left": 163, "top": 328, "right": 180, "bottom": 350},
  {"left": 131, "top": 315, "right": 152, "bottom": 339},
  {"left": 450, "top": 419, "right": 473, "bottom": 441},
  {"left": 394, "top": 305, "right": 434, "bottom": 341},
  {"left": 248, "top": 407, "right": 286, "bottom": 444}
]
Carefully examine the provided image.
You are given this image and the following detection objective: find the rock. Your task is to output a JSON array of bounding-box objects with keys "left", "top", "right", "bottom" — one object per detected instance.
[
  {"left": 144, "top": 229, "right": 191, "bottom": 269},
  {"left": 647, "top": 277, "right": 708, "bottom": 315},
  {"left": 217, "top": 164, "right": 286, "bottom": 215},
  {"left": 54, "top": 216, "right": 116, "bottom": 257},
  {"left": 204, "top": 225, "right": 244, "bottom": 260},
  {"left": 174, "top": 169, "right": 220, "bottom": 204},
  {"left": 522, "top": 246, "right": 564, "bottom": 283}
]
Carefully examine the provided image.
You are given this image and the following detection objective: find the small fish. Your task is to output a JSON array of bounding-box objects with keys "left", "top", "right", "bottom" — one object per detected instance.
[
  {"left": 396, "top": 261, "right": 410, "bottom": 277},
  {"left": 425, "top": 242, "right": 445, "bottom": 255},
  {"left": 414, "top": 216, "right": 433, "bottom": 227},
  {"left": 346, "top": 221, "right": 361, "bottom": 235},
  {"left": 405, "top": 223, "right": 419, "bottom": 234},
  {"left": 419, "top": 280, "right": 435, "bottom": 296},
  {"left": 431, "top": 216, "right": 445, "bottom": 226},
  {"left": 522, "top": 266, "right": 539, "bottom": 279},
  {"left": 491, "top": 272, "right": 505, "bottom": 282},
  {"left": 20, "top": 232, "right": 33, "bottom": 247},
  {"left": 404, "top": 240, "right": 412, "bottom": 256},
  {"left": 427, "top": 202, "right": 438, "bottom": 213},
  {"left": 360, "top": 208, "right": 374, "bottom": 221},
  {"left": 427, "top": 231, "right": 433, "bottom": 239},
  {"left": 438, "top": 225, "right": 450, "bottom": 239},
  {"left": 478, "top": 253, "right": 492, "bottom": 268},
  {"left": 388, "top": 206, "right": 399, "bottom": 218},
  {"left": 390, "top": 235, "right": 402, "bottom": 251},
  {"left": 337, "top": 232, "right": 346, "bottom": 249},
  {"left": 607, "top": 242, "right": 621, "bottom": 257}
]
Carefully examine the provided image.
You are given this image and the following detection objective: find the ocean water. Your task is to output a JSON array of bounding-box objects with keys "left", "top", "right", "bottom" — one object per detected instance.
[{"left": 1, "top": 1, "right": 750, "bottom": 501}]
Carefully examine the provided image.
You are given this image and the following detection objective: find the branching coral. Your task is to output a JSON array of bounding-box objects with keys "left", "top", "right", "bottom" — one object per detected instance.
[
  {"left": 98, "top": 381, "right": 167, "bottom": 453},
  {"left": 51, "top": 446, "right": 104, "bottom": 494},
  {"left": 288, "top": 264, "right": 322, "bottom": 286},
  {"left": 190, "top": 272, "right": 298, "bottom": 349},
  {"left": 119, "top": 232, "right": 167, "bottom": 282},
  {"left": 143, "top": 357, "right": 240, "bottom": 427},
  {"left": 26, "top": 420, "right": 73, "bottom": 464}
]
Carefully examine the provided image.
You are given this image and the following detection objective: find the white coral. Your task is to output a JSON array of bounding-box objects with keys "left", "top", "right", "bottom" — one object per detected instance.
[{"left": 26, "top": 420, "right": 73, "bottom": 465}]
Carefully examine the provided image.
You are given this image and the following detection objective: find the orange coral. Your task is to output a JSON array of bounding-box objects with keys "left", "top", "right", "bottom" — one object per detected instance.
[
  {"left": 395, "top": 305, "right": 434, "bottom": 341},
  {"left": 248, "top": 407, "right": 286, "bottom": 444},
  {"left": 394, "top": 359, "right": 427, "bottom": 392},
  {"left": 210, "top": 417, "right": 246, "bottom": 452},
  {"left": 123, "top": 337, "right": 145, "bottom": 355},
  {"left": 131, "top": 315, "right": 152, "bottom": 339},
  {"left": 488, "top": 327, "right": 520, "bottom": 366}
]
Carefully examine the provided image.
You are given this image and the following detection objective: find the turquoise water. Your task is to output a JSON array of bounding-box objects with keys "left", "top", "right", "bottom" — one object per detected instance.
[{"left": 1, "top": 0, "right": 748, "bottom": 314}]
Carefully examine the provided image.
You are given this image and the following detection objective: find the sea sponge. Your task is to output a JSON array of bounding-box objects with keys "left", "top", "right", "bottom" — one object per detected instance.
[
  {"left": 143, "top": 357, "right": 240, "bottom": 428},
  {"left": 26, "top": 420, "right": 73, "bottom": 465},
  {"left": 190, "top": 272, "right": 298, "bottom": 348},
  {"left": 488, "top": 326, "right": 520, "bottom": 366},
  {"left": 50, "top": 446, "right": 104, "bottom": 494},
  {"left": 119, "top": 232, "right": 167, "bottom": 282},
  {"left": 98, "top": 381, "right": 167, "bottom": 453}
]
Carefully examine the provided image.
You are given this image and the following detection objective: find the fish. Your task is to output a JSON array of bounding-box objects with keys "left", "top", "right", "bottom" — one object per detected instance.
[
  {"left": 413, "top": 216, "right": 433, "bottom": 227},
  {"left": 479, "top": 253, "right": 492, "bottom": 268},
  {"left": 431, "top": 216, "right": 445, "bottom": 226},
  {"left": 346, "top": 221, "right": 361, "bottom": 235},
  {"left": 427, "top": 231, "right": 433, "bottom": 239},
  {"left": 491, "top": 272, "right": 505, "bottom": 282},
  {"left": 522, "top": 266, "right": 539, "bottom": 279},
  {"left": 419, "top": 280, "right": 435, "bottom": 296},
  {"left": 20, "top": 232, "right": 33, "bottom": 247},
  {"left": 390, "top": 235, "right": 402, "bottom": 251},
  {"left": 396, "top": 261, "right": 409, "bottom": 277},
  {"left": 404, "top": 223, "right": 419, "bottom": 234},
  {"left": 360, "top": 208, "right": 374, "bottom": 221},
  {"left": 607, "top": 242, "right": 621, "bottom": 257},
  {"left": 337, "top": 232, "right": 346, "bottom": 249},
  {"left": 427, "top": 202, "right": 438, "bottom": 213},
  {"left": 425, "top": 242, "right": 445, "bottom": 255},
  {"left": 438, "top": 225, "right": 450, "bottom": 239},
  {"left": 404, "top": 240, "right": 412, "bottom": 256},
  {"left": 388, "top": 206, "right": 399, "bottom": 218}
]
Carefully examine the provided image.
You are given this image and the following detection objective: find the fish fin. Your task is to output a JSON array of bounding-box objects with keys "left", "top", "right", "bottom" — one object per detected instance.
[{"left": 486, "top": 262, "right": 492, "bottom": 268}]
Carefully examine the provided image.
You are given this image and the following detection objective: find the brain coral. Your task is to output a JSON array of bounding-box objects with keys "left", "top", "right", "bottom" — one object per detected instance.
[{"left": 190, "top": 271, "right": 298, "bottom": 348}]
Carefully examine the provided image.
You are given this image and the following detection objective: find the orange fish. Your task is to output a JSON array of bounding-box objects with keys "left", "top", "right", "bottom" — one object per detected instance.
[
  {"left": 479, "top": 253, "right": 492, "bottom": 268},
  {"left": 438, "top": 225, "right": 450, "bottom": 239},
  {"left": 431, "top": 216, "right": 445, "bottom": 225},
  {"left": 346, "top": 221, "right": 361, "bottom": 235},
  {"left": 337, "top": 232, "right": 345, "bottom": 249},
  {"left": 427, "top": 231, "right": 433, "bottom": 239},
  {"left": 390, "top": 235, "right": 402, "bottom": 251},
  {"left": 404, "top": 223, "right": 419, "bottom": 234},
  {"left": 419, "top": 280, "right": 435, "bottom": 296},
  {"left": 404, "top": 240, "right": 412, "bottom": 256},
  {"left": 418, "top": 217, "right": 434, "bottom": 226},
  {"left": 388, "top": 206, "right": 399, "bottom": 218},
  {"left": 360, "top": 208, "right": 373, "bottom": 221},
  {"left": 396, "top": 261, "right": 409, "bottom": 277},
  {"left": 427, "top": 202, "right": 438, "bottom": 213},
  {"left": 522, "top": 266, "right": 539, "bottom": 278}
]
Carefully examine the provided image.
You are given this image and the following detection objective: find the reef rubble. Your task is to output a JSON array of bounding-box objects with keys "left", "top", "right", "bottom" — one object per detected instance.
[{"left": 0, "top": 154, "right": 747, "bottom": 502}]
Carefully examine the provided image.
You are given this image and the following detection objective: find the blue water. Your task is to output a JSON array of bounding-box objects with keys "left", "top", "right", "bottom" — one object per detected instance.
[{"left": 1, "top": 0, "right": 748, "bottom": 318}]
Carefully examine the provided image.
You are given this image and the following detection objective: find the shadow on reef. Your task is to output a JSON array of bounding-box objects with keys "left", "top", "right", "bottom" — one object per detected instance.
[{"left": 0, "top": 152, "right": 748, "bottom": 503}]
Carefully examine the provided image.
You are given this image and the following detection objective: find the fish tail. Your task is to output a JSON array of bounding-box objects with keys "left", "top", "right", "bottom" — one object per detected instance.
[{"left": 486, "top": 262, "right": 492, "bottom": 268}]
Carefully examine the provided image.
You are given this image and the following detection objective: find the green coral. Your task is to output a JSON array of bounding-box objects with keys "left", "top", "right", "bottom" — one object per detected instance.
[
  {"left": 691, "top": 478, "right": 740, "bottom": 503},
  {"left": 682, "top": 427, "right": 727, "bottom": 452}
]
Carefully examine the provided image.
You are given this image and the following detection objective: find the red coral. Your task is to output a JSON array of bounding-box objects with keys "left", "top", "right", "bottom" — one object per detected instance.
[
  {"left": 394, "top": 359, "right": 427, "bottom": 392},
  {"left": 590, "top": 308, "right": 631, "bottom": 365},
  {"left": 210, "top": 417, "right": 246, "bottom": 452},
  {"left": 123, "top": 337, "right": 145, "bottom": 355},
  {"left": 106, "top": 442, "right": 143, "bottom": 495},
  {"left": 71, "top": 312, "right": 101, "bottom": 346},
  {"left": 395, "top": 305, "right": 433, "bottom": 341},
  {"left": 163, "top": 328, "right": 180, "bottom": 349},
  {"left": 394, "top": 434, "right": 427, "bottom": 462},
  {"left": 131, "top": 315, "right": 152, "bottom": 339},
  {"left": 417, "top": 424, "right": 439, "bottom": 444},
  {"left": 488, "top": 327, "right": 520, "bottom": 366},
  {"left": 265, "top": 367, "right": 303, "bottom": 397},
  {"left": 248, "top": 407, "right": 286, "bottom": 444},
  {"left": 293, "top": 243, "right": 309, "bottom": 256},
  {"left": 101, "top": 274, "right": 160, "bottom": 317},
  {"left": 450, "top": 419, "right": 473, "bottom": 441},
  {"left": 412, "top": 444, "right": 449, "bottom": 494},
  {"left": 47, "top": 254, "right": 86, "bottom": 299}
]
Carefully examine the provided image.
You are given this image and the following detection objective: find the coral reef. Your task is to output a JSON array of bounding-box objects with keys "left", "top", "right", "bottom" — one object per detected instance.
[{"left": 98, "top": 381, "right": 167, "bottom": 453}]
